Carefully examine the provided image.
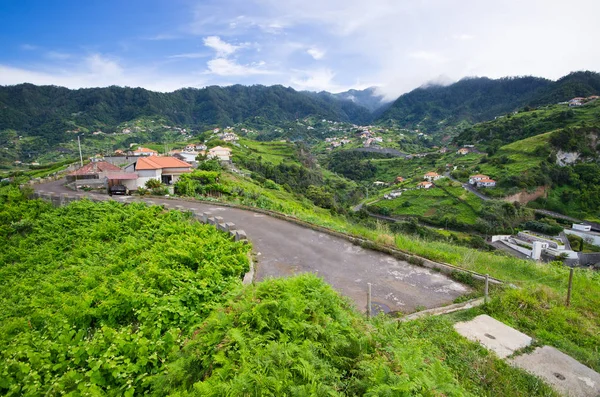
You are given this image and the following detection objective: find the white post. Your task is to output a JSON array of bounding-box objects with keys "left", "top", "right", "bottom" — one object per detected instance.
[
  {"left": 77, "top": 135, "right": 83, "bottom": 166},
  {"left": 367, "top": 283, "right": 372, "bottom": 319}
]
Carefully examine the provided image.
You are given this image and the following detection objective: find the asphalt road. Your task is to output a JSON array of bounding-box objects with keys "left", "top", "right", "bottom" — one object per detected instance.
[{"left": 34, "top": 179, "right": 469, "bottom": 314}]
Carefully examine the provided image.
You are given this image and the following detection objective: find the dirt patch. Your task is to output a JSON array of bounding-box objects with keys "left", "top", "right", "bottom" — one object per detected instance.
[
  {"left": 503, "top": 186, "right": 547, "bottom": 205},
  {"left": 424, "top": 207, "right": 437, "bottom": 217}
]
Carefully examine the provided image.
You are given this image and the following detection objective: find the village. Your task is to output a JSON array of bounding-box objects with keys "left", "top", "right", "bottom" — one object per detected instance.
[{"left": 65, "top": 130, "right": 240, "bottom": 195}]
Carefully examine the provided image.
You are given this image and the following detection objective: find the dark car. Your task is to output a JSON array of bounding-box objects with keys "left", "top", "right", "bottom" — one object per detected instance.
[{"left": 109, "top": 184, "right": 128, "bottom": 196}]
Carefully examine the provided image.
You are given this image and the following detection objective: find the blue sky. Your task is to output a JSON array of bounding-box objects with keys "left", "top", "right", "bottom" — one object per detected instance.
[{"left": 1, "top": 0, "right": 599, "bottom": 98}]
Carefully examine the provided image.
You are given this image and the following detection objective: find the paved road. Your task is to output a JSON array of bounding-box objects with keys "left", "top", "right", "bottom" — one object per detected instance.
[{"left": 34, "top": 179, "right": 469, "bottom": 314}]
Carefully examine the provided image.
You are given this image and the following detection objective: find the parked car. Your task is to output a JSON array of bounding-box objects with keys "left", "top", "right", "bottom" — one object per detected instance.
[{"left": 109, "top": 184, "right": 128, "bottom": 195}]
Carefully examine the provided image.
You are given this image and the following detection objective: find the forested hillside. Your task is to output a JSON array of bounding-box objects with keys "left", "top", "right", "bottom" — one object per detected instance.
[
  {"left": 0, "top": 84, "right": 371, "bottom": 148},
  {"left": 378, "top": 71, "right": 600, "bottom": 134}
]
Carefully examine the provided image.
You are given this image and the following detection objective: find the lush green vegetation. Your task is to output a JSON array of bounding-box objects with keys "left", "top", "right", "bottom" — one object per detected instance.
[
  {"left": 156, "top": 275, "right": 560, "bottom": 396},
  {"left": 369, "top": 180, "right": 482, "bottom": 225},
  {"left": 0, "top": 84, "right": 371, "bottom": 162},
  {"left": 455, "top": 98, "right": 600, "bottom": 148},
  {"left": 379, "top": 75, "right": 552, "bottom": 134},
  {"left": 0, "top": 187, "right": 250, "bottom": 395},
  {"left": 2, "top": 186, "right": 573, "bottom": 396}
]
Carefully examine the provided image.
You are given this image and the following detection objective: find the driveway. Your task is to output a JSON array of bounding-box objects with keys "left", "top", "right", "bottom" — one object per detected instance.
[{"left": 33, "top": 179, "right": 470, "bottom": 314}]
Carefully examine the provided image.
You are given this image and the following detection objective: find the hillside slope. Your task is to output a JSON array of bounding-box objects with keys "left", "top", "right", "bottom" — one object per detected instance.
[
  {"left": 0, "top": 84, "right": 372, "bottom": 148},
  {"left": 378, "top": 71, "right": 600, "bottom": 134}
]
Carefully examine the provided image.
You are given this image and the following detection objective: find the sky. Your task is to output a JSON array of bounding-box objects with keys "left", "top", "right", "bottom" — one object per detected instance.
[{"left": 1, "top": 0, "right": 599, "bottom": 99}]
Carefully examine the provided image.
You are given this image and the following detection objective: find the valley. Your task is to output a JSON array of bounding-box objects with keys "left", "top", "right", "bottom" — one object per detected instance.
[{"left": 2, "top": 72, "right": 600, "bottom": 396}]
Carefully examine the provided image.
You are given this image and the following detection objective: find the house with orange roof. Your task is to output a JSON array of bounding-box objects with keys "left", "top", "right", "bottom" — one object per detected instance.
[
  {"left": 130, "top": 156, "right": 192, "bottom": 187},
  {"left": 457, "top": 147, "right": 470, "bottom": 155},
  {"left": 469, "top": 174, "right": 490, "bottom": 185},
  {"left": 476, "top": 178, "right": 496, "bottom": 188},
  {"left": 423, "top": 171, "right": 442, "bottom": 182},
  {"left": 395, "top": 176, "right": 405, "bottom": 183},
  {"left": 131, "top": 147, "right": 158, "bottom": 156},
  {"left": 418, "top": 181, "right": 434, "bottom": 189}
]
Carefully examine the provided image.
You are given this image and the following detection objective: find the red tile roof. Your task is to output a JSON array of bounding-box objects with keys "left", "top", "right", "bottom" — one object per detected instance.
[
  {"left": 70, "top": 161, "right": 122, "bottom": 176},
  {"left": 470, "top": 174, "right": 489, "bottom": 179},
  {"left": 479, "top": 178, "right": 496, "bottom": 183},
  {"left": 424, "top": 172, "right": 439, "bottom": 177},
  {"left": 135, "top": 156, "right": 192, "bottom": 170}
]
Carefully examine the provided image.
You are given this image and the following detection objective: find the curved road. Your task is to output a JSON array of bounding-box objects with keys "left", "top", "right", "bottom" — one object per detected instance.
[{"left": 34, "top": 179, "right": 469, "bottom": 314}]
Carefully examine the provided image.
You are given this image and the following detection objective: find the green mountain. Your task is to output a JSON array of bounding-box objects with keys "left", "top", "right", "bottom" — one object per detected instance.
[
  {"left": 454, "top": 96, "right": 600, "bottom": 149},
  {"left": 0, "top": 84, "right": 372, "bottom": 148},
  {"left": 314, "top": 87, "right": 390, "bottom": 112},
  {"left": 377, "top": 71, "right": 600, "bottom": 134}
]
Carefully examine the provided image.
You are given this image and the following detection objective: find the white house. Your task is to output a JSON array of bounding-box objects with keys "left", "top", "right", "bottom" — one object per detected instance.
[
  {"left": 208, "top": 146, "right": 232, "bottom": 161},
  {"left": 469, "top": 174, "right": 489, "bottom": 185},
  {"left": 457, "top": 148, "right": 470, "bottom": 155},
  {"left": 384, "top": 190, "right": 403, "bottom": 199},
  {"left": 423, "top": 172, "right": 442, "bottom": 182},
  {"left": 132, "top": 156, "right": 192, "bottom": 187},
  {"left": 418, "top": 181, "right": 433, "bottom": 189},
  {"left": 476, "top": 178, "right": 496, "bottom": 188}
]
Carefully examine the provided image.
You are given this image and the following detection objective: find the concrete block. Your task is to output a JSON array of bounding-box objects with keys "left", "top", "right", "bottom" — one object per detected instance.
[
  {"left": 201, "top": 212, "right": 212, "bottom": 223},
  {"left": 235, "top": 230, "right": 247, "bottom": 242},
  {"left": 229, "top": 230, "right": 237, "bottom": 239},
  {"left": 454, "top": 315, "right": 532, "bottom": 359},
  {"left": 214, "top": 216, "right": 224, "bottom": 224},
  {"left": 217, "top": 223, "right": 228, "bottom": 232},
  {"left": 60, "top": 194, "right": 69, "bottom": 206},
  {"left": 224, "top": 222, "right": 236, "bottom": 232},
  {"left": 509, "top": 346, "right": 600, "bottom": 397},
  {"left": 175, "top": 205, "right": 184, "bottom": 211},
  {"left": 207, "top": 217, "right": 217, "bottom": 225}
]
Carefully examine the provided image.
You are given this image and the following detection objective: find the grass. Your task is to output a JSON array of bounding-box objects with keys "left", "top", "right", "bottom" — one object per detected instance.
[
  {"left": 238, "top": 138, "right": 301, "bottom": 165},
  {"left": 371, "top": 181, "right": 482, "bottom": 225}
]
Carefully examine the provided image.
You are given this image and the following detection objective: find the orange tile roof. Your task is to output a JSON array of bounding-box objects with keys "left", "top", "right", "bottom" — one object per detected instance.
[
  {"left": 479, "top": 178, "right": 496, "bottom": 183},
  {"left": 136, "top": 156, "right": 192, "bottom": 170},
  {"left": 424, "top": 172, "right": 439, "bottom": 176},
  {"left": 470, "top": 174, "right": 489, "bottom": 179},
  {"left": 418, "top": 181, "right": 433, "bottom": 186}
]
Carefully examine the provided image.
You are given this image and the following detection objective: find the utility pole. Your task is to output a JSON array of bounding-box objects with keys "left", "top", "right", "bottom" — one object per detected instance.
[{"left": 77, "top": 135, "right": 83, "bottom": 166}]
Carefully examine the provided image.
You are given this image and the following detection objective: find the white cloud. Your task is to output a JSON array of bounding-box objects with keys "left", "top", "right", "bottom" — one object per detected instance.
[
  {"left": 408, "top": 51, "right": 449, "bottom": 64},
  {"left": 46, "top": 51, "right": 72, "bottom": 60},
  {"left": 452, "top": 34, "right": 474, "bottom": 41},
  {"left": 206, "top": 57, "right": 273, "bottom": 76},
  {"left": 168, "top": 53, "right": 209, "bottom": 59},
  {"left": 290, "top": 68, "right": 345, "bottom": 92},
  {"left": 307, "top": 48, "right": 325, "bottom": 60},
  {"left": 203, "top": 36, "right": 243, "bottom": 57},
  {"left": 0, "top": 54, "right": 205, "bottom": 92}
]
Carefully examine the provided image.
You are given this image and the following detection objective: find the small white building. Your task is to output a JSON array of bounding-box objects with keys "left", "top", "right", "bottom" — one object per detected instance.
[
  {"left": 384, "top": 190, "right": 403, "bottom": 199},
  {"left": 208, "top": 146, "right": 232, "bottom": 161},
  {"left": 573, "top": 223, "right": 592, "bottom": 232},
  {"left": 418, "top": 181, "right": 434, "bottom": 189}
]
